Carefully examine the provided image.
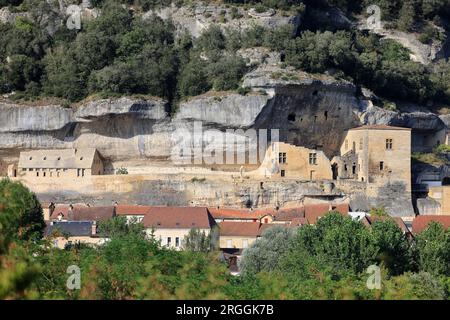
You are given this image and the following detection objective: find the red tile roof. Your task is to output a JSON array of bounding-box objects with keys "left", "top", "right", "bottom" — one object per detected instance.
[
  {"left": 366, "top": 216, "right": 410, "bottom": 233},
  {"left": 115, "top": 205, "right": 152, "bottom": 216},
  {"left": 304, "top": 203, "right": 349, "bottom": 224},
  {"left": 412, "top": 215, "right": 450, "bottom": 234},
  {"left": 50, "top": 204, "right": 89, "bottom": 219},
  {"left": 208, "top": 207, "right": 262, "bottom": 220},
  {"left": 219, "top": 221, "right": 262, "bottom": 237},
  {"left": 349, "top": 125, "right": 411, "bottom": 131},
  {"left": 142, "top": 206, "right": 214, "bottom": 229},
  {"left": 51, "top": 205, "right": 115, "bottom": 222}
]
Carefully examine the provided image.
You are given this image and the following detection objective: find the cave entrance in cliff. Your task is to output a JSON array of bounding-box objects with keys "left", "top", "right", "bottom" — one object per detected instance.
[
  {"left": 443, "top": 177, "right": 450, "bottom": 186},
  {"left": 332, "top": 163, "right": 338, "bottom": 180}
]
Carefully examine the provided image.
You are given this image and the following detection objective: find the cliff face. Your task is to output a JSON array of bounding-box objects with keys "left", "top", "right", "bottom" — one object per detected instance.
[{"left": 1, "top": 67, "right": 447, "bottom": 164}]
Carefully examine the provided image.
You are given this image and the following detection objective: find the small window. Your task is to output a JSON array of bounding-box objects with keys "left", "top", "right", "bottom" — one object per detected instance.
[
  {"left": 80, "top": 157, "right": 83, "bottom": 160},
  {"left": 309, "top": 153, "right": 317, "bottom": 165},
  {"left": 264, "top": 218, "right": 269, "bottom": 224},
  {"left": 57, "top": 157, "right": 61, "bottom": 161},
  {"left": 288, "top": 114, "right": 296, "bottom": 122},
  {"left": 379, "top": 161, "right": 384, "bottom": 171},
  {"left": 167, "top": 237, "right": 171, "bottom": 246},
  {"left": 386, "top": 139, "right": 393, "bottom": 150},
  {"left": 280, "top": 170, "right": 285, "bottom": 177},
  {"left": 175, "top": 237, "right": 180, "bottom": 247},
  {"left": 29, "top": 157, "right": 32, "bottom": 160},
  {"left": 278, "top": 153, "right": 286, "bottom": 164},
  {"left": 43, "top": 157, "right": 46, "bottom": 160},
  {"left": 324, "top": 111, "right": 328, "bottom": 120}
]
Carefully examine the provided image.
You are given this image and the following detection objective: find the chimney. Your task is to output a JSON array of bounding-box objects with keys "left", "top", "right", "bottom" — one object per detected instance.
[
  {"left": 49, "top": 202, "right": 55, "bottom": 215},
  {"left": 91, "top": 221, "right": 97, "bottom": 236},
  {"left": 68, "top": 204, "right": 74, "bottom": 220}
]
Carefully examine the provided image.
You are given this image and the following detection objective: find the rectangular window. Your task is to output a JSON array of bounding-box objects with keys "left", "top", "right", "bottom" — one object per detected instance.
[
  {"left": 309, "top": 153, "right": 317, "bottom": 165},
  {"left": 175, "top": 237, "right": 180, "bottom": 247},
  {"left": 278, "top": 152, "right": 286, "bottom": 164},
  {"left": 379, "top": 161, "right": 384, "bottom": 171},
  {"left": 167, "top": 237, "right": 172, "bottom": 247},
  {"left": 386, "top": 139, "right": 393, "bottom": 150},
  {"left": 280, "top": 170, "right": 285, "bottom": 177}
]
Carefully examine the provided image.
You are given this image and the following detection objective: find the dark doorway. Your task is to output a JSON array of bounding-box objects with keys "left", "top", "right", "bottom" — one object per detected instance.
[
  {"left": 332, "top": 163, "right": 338, "bottom": 180},
  {"left": 443, "top": 177, "right": 450, "bottom": 185}
]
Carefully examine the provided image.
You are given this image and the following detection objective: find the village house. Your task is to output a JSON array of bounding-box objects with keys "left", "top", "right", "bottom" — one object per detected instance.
[
  {"left": 412, "top": 215, "right": 450, "bottom": 234},
  {"left": 256, "top": 142, "right": 332, "bottom": 180},
  {"left": 115, "top": 204, "right": 152, "bottom": 223},
  {"left": 18, "top": 148, "right": 104, "bottom": 179},
  {"left": 45, "top": 220, "right": 108, "bottom": 249},
  {"left": 50, "top": 204, "right": 116, "bottom": 222},
  {"left": 142, "top": 206, "right": 216, "bottom": 250},
  {"left": 332, "top": 125, "right": 412, "bottom": 193}
]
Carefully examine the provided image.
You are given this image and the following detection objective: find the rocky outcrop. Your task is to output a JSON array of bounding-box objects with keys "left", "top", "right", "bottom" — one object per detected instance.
[{"left": 145, "top": 4, "right": 300, "bottom": 38}]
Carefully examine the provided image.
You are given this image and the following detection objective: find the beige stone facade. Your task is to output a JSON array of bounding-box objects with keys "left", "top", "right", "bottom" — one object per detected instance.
[
  {"left": 256, "top": 142, "right": 332, "bottom": 180},
  {"left": 219, "top": 235, "right": 257, "bottom": 250},
  {"left": 336, "top": 125, "right": 411, "bottom": 192},
  {"left": 17, "top": 148, "right": 104, "bottom": 180},
  {"left": 428, "top": 186, "right": 450, "bottom": 215},
  {"left": 0, "top": 159, "right": 6, "bottom": 176},
  {"left": 147, "top": 228, "right": 211, "bottom": 250}
]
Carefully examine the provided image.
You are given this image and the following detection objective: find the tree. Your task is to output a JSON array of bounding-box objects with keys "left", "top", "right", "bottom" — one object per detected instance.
[
  {"left": 240, "top": 226, "right": 296, "bottom": 275},
  {"left": 397, "top": 0, "right": 416, "bottom": 31},
  {"left": 183, "top": 228, "right": 212, "bottom": 252},
  {"left": 371, "top": 220, "right": 412, "bottom": 275},
  {"left": 0, "top": 179, "right": 45, "bottom": 249},
  {"left": 415, "top": 222, "right": 450, "bottom": 276}
]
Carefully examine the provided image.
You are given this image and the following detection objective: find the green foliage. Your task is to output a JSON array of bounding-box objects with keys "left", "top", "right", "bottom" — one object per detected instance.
[
  {"left": 115, "top": 167, "right": 129, "bottom": 175},
  {"left": 183, "top": 228, "right": 212, "bottom": 252},
  {"left": 415, "top": 222, "right": 450, "bottom": 276},
  {"left": 0, "top": 179, "right": 45, "bottom": 249},
  {"left": 239, "top": 226, "right": 296, "bottom": 275}
]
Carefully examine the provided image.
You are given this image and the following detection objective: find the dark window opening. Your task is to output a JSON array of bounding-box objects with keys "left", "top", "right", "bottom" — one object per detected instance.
[
  {"left": 379, "top": 161, "right": 384, "bottom": 171},
  {"left": 352, "top": 164, "right": 356, "bottom": 175},
  {"left": 312, "top": 90, "right": 318, "bottom": 96},
  {"left": 314, "top": 116, "right": 318, "bottom": 122},
  {"left": 324, "top": 111, "right": 328, "bottom": 120},
  {"left": 280, "top": 170, "right": 285, "bottom": 177},
  {"left": 309, "top": 153, "right": 317, "bottom": 165},
  {"left": 279, "top": 153, "right": 286, "bottom": 164},
  {"left": 288, "top": 114, "right": 296, "bottom": 122},
  {"left": 443, "top": 177, "right": 450, "bottom": 185}
]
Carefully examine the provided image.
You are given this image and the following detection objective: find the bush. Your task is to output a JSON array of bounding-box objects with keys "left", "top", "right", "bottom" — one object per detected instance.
[{"left": 115, "top": 167, "right": 129, "bottom": 175}]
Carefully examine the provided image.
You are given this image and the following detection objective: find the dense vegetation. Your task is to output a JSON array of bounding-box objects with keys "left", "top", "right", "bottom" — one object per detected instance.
[
  {"left": 0, "top": 180, "right": 449, "bottom": 299},
  {"left": 0, "top": 0, "right": 449, "bottom": 108}
]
